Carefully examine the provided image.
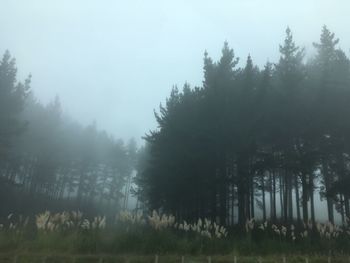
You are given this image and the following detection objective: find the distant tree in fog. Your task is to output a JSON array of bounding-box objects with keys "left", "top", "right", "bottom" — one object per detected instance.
[{"left": 0, "top": 52, "right": 136, "bottom": 216}]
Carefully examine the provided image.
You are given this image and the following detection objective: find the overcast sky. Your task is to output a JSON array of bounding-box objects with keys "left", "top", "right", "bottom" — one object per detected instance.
[{"left": 1, "top": 0, "right": 349, "bottom": 145}]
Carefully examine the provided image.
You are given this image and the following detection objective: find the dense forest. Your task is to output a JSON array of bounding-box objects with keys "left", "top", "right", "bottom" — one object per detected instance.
[
  {"left": 136, "top": 26, "right": 350, "bottom": 226},
  {"left": 2, "top": 26, "right": 350, "bottom": 229},
  {"left": 0, "top": 50, "right": 137, "bottom": 217}
]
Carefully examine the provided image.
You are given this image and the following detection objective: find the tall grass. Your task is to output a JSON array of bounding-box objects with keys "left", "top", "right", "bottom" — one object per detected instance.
[{"left": 0, "top": 211, "right": 349, "bottom": 255}]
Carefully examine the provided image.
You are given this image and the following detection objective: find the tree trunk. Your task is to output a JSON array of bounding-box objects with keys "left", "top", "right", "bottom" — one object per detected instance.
[
  {"left": 322, "top": 158, "right": 334, "bottom": 223},
  {"left": 279, "top": 172, "right": 284, "bottom": 220},
  {"left": 288, "top": 173, "right": 293, "bottom": 222},
  {"left": 294, "top": 175, "right": 301, "bottom": 222},
  {"left": 262, "top": 173, "right": 266, "bottom": 221},
  {"left": 301, "top": 173, "right": 308, "bottom": 222},
  {"left": 283, "top": 172, "right": 288, "bottom": 222},
  {"left": 219, "top": 166, "right": 227, "bottom": 225},
  {"left": 250, "top": 173, "right": 255, "bottom": 219},
  {"left": 345, "top": 196, "right": 350, "bottom": 219},
  {"left": 272, "top": 171, "right": 277, "bottom": 221},
  {"left": 340, "top": 194, "right": 345, "bottom": 225},
  {"left": 269, "top": 172, "right": 273, "bottom": 220},
  {"left": 309, "top": 173, "right": 315, "bottom": 224}
]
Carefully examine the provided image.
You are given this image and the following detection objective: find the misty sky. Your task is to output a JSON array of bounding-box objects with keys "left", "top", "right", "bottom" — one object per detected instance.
[{"left": 1, "top": 0, "right": 349, "bottom": 144}]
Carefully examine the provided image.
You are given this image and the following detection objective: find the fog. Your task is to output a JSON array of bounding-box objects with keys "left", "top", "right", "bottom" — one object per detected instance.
[
  {"left": 1, "top": 0, "right": 350, "bottom": 143},
  {"left": 2, "top": 0, "right": 350, "bottom": 245}
]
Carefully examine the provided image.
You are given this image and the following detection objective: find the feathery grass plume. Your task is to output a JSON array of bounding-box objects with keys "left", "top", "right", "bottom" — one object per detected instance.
[
  {"left": 81, "top": 219, "right": 91, "bottom": 230},
  {"left": 36, "top": 211, "right": 51, "bottom": 231},
  {"left": 281, "top": 226, "right": 287, "bottom": 237},
  {"left": 245, "top": 218, "right": 255, "bottom": 233},
  {"left": 183, "top": 221, "right": 190, "bottom": 232},
  {"left": 328, "top": 222, "right": 334, "bottom": 234},
  {"left": 147, "top": 210, "right": 175, "bottom": 230},
  {"left": 346, "top": 217, "right": 350, "bottom": 226},
  {"left": 201, "top": 230, "right": 211, "bottom": 238},
  {"left": 307, "top": 220, "right": 313, "bottom": 230},
  {"left": 175, "top": 217, "right": 226, "bottom": 238},
  {"left": 291, "top": 230, "right": 296, "bottom": 241},
  {"left": 204, "top": 218, "right": 212, "bottom": 229},
  {"left": 91, "top": 216, "right": 106, "bottom": 230},
  {"left": 118, "top": 210, "right": 132, "bottom": 222},
  {"left": 71, "top": 211, "right": 83, "bottom": 221},
  {"left": 271, "top": 224, "right": 281, "bottom": 236},
  {"left": 300, "top": 230, "right": 308, "bottom": 238}
]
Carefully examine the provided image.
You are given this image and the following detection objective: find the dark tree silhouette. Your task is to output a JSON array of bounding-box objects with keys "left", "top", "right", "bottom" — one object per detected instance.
[{"left": 136, "top": 26, "right": 350, "bottom": 226}]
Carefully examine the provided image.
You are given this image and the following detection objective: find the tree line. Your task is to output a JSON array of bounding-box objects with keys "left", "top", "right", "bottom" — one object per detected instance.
[
  {"left": 136, "top": 26, "right": 350, "bottom": 226},
  {"left": 0, "top": 50, "right": 136, "bottom": 217}
]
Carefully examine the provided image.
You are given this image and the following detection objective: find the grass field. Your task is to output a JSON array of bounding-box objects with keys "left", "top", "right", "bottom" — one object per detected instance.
[
  {"left": 0, "top": 254, "right": 350, "bottom": 263},
  {"left": 1, "top": 211, "right": 350, "bottom": 261}
]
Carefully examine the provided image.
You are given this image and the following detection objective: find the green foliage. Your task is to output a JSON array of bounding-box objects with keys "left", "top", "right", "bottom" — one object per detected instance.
[
  {"left": 0, "top": 225, "right": 349, "bottom": 256},
  {"left": 136, "top": 26, "right": 350, "bottom": 226}
]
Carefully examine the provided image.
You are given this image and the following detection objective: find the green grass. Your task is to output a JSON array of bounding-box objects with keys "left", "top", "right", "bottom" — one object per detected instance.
[
  {"left": 1, "top": 228, "right": 349, "bottom": 257},
  {"left": 0, "top": 254, "right": 349, "bottom": 263},
  {"left": 1, "top": 220, "right": 349, "bottom": 257}
]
